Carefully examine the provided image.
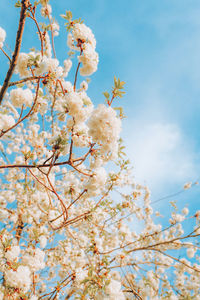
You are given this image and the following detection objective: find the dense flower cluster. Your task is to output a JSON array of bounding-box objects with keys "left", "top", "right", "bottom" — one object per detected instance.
[
  {"left": 10, "top": 88, "right": 33, "bottom": 107},
  {"left": 0, "top": 1, "right": 199, "bottom": 299},
  {"left": 0, "top": 114, "right": 15, "bottom": 130},
  {"left": 88, "top": 104, "right": 121, "bottom": 158},
  {"left": 15, "top": 52, "right": 30, "bottom": 77},
  {"left": 68, "top": 23, "right": 99, "bottom": 76},
  {"left": 5, "top": 266, "right": 31, "bottom": 293}
]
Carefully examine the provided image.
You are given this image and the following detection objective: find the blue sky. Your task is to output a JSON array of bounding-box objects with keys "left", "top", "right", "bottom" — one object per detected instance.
[{"left": 1, "top": 0, "right": 200, "bottom": 212}]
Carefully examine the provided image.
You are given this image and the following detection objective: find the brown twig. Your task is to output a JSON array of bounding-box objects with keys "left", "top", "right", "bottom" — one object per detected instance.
[
  {"left": 47, "top": 151, "right": 59, "bottom": 175},
  {"left": 153, "top": 249, "right": 200, "bottom": 273},
  {"left": 0, "top": 160, "right": 70, "bottom": 169},
  {"left": 57, "top": 79, "right": 66, "bottom": 95},
  {"left": 39, "top": 273, "right": 74, "bottom": 299},
  {"left": 46, "top": 174, "right": 68, "bottom": 222},
  {"left": 68, "top": 119, "right": 75, "bottom": 163},
  {"left": 15, "top": 213, "right": 24, "bottom": 242},
  {"left": 0, "top": 0, "right": 29, "bottom": 105},
  {"left": 19, "top": 104, "right": 24, "bottom": 119},
  {"left": 73, "top": 143, "right": 95, "bottom": 166},
  {"left": 73, "top": 62, "right": 81, "bottom": 92},
  {"left": 28, "top": 9, "right": 44, "bottom": 56},
  {"left": 67, "top": 189, "right": 87, "bottom": 210},
  {"left": 0, "top": 143, "right": 95, "bottom": 170},
  {"left": 51, "top": 80, "right": 58, "bottom": 135},
  {"left": 28, "top": 167, "right": 54, "bottom": 193},
  {"left": 70, "top": 162, "right": 92, "bottom": 177},
  {"left": 0, "top": 48, "right": 11, "bottom": 63},
  {"left": 8, "top": 76, "right": 42, "bottom": 87}
]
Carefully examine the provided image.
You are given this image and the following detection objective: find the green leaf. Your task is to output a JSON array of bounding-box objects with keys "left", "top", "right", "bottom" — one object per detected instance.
[
  {"left": 103, "top": 91, "right": 110, "bottom": 99},
  {"left": 15, "top": 0, "right": 21, "bottom": 7},
  {"left": 67, "top": 50, "right": 75, "bottom": 57},
  {"left": 113, "top": 106, "right": 125, "bottom": 118},
  {"left": 60, "top": 14, "right": 67, "bottom": 19},
  {"left": 34, "top": 1, "right": 40, "bottom": 6},
  {"left": 40, "top": 22, "right": 51, "bottom": 31},
  {"left": 83, "top": 98, "right": 91, "bottom": 106},
  {"left": 119, "top": 81, "right": 125, "bottom": 89},
  {"left": 60, "top": 10, "right": 72, "bottom": 21},
  {"left": 115, "top": 90, "right": 125, "bottom": 98},
  {"left": 113, "top": 76, "right": 125, "bottom": 90},
  {"left": 74, "top": 17, "right": 84, "bottom": 24},
  {"left": 114, "top": 76, "right": 118, "bottom": 87},
  {"left": 86, "top": 78, "right": 91, "bottom": 83},
  {"left": 66, "top": 10, "right": 73, "bottom": 20}
]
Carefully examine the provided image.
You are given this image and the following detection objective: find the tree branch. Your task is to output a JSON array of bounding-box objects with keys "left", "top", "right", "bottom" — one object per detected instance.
[
  {"left": 8, "top": 76, "right": 42, "bottom": 87},
  {"left": 0, "top": 0, "right": 29, "bottom": 105}
]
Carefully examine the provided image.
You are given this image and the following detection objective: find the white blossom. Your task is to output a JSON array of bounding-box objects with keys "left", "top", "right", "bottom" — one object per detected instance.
[
  {"left": 5, "top": 266, "right": 31, "bottom": 292},
  {"left": 63, "top": 59, "right": 72, "bottom": 77},
  {"left": 52, "top": 22, "right": 60, "bottom": 36},
  {"left": 72, "top": 23, "right": 96, "bottom": 48},
  {"left": 41, "top": 4, "right": 52, "bottom": 17},
  {"left": 22, "top": 248, "right": 45, "bottom": 272},
  {"left": 16, "top": 52, "right": 30, "bottom": 77},
  {"left": 37, "top": 57, "right": 59, "bottom": 74},
  {"left": 79, "top": 43, "right": 99, "bottom": 76},
  {"left": 187, "top": 246, "right": 197, "bottom": 258},
  {"left": 0, "top": 27, "right": 6, "bottom": 48},
  {"left": 10, "top": 88, "right": 33, "bottom": 107},
  {"left": 5, "top": 245, "right": 20, "bottom": 262},
  {"left": 44, "top": 32, "right": 52, "bottom": 58},
  {"left": 105, "top": 279, "right": 125, "bottom": 300},
  {"left": 0, "top": 114, "right": 15, "bottom": 131},
  {"left": 39, "top": 235, "right": 47, "bottom": 248},
  {"left": 0, "top": 3, "right": 199, "bottom": 299},
  {"left": 88, "top": 104, "right": 121, "bottom": 155}
]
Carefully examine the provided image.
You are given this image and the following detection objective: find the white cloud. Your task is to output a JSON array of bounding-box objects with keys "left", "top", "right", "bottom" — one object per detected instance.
[{"left": 124, "top": 122, "right": 198, "bottom": 192}]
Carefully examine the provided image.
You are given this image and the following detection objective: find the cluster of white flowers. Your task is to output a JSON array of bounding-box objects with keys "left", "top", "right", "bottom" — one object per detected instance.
[
  {"left": 15, "top": 52, "right": 30, "bottom": 77},
  {"left": 63, "top": 59, "right": 72, "bottom": 77},
  {"left": 0, "top": 1, "right": 199, "bottom": 299},
  {"left": 0, "top": 27, "right": 6, "bottom": 48},
  {"left": 16, "top": 49, "right": 61, "bottom": 79},
  {"left": 22, "top": 248, "right": 45, "bottom": 272},
  {"left": 72, "top": 122, "right": 90, "bottom": 147},
  {"left": 38, "top": 57, "right": 60, "bottom": 74},
  {"left": 52, "top": 22, "right": 60, "bottom": 37},
  {"left": 40, "top": 4, "right": 52, "bottom": 17},
  {"left": 44, "top": 32, "right": 52, "bottom": 57},
  {"left": 80, "top": 80, "right": 88, "bottom": 91},
  {"left": 187, "top": 244, "right": 197, "bottom": 258},
  {"left": 10, "top": 88, "right": 33, "bottom": 107},
  {"left": 88, "top": 104, "right": 121, "bottom": 157},
  {"left": 78, "top": 43, "right": 99, "bottom": 76},
  {"left": 86, "top": 167, "right": 107, "bottom": 195},
  {"left": 68, "top": 23, "right": 99, "bottom": 76},
  {"left": 0, "top": 114, "right": 15, "bottom": 131},
  {"left": 5, "top": 266, "right": 31, "bottom": 293},
  {"left": 5, "top": 245, "right": 20, "bottom": 262},
  {"left": 63, "top": 90, "right": 94, "bottom": 125},
  {"left": 73, "top": 23, "right": 96, "bottom": 48},
  {"left": 105, "top": 279, "right": 125, "bottom": 300}
]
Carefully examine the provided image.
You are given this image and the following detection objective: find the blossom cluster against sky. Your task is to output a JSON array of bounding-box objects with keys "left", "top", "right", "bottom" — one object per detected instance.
[{"left": 1, "top": 0, "right": 200, "bottom": 210}]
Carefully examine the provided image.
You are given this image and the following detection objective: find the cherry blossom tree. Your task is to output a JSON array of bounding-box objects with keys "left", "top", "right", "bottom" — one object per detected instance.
[{"left": 0, "top": 1, "right": 200, "bottom": 299}]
